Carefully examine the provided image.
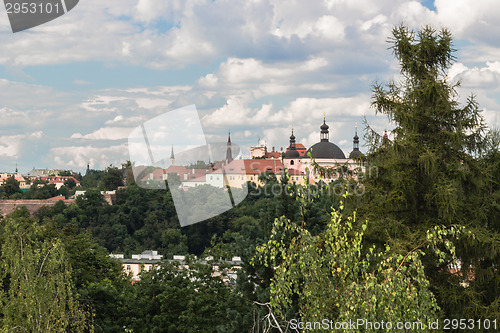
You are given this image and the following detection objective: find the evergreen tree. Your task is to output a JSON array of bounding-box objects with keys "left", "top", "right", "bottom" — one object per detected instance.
[
  {"left": 100, "top": 166, "right": 124, "bottom": 191},
  {"left": 362, "top": 25, "right": 499, "bottom": 319}
]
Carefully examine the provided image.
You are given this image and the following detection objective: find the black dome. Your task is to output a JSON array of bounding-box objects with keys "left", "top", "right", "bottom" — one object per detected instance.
[
  {"left": 306, "top": 141, "right": 346, "bottom": 159},
  {"left": 285, "top": 149, "right": 300, "bottom": 158},
  {"left": 349, "top": 150, "right": 364, "bottom": 159}
]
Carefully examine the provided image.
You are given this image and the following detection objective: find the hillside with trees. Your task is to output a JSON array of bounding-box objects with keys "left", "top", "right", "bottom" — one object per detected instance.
[{"left": 0, "top": 25, "right": 498, "bottom": 332}]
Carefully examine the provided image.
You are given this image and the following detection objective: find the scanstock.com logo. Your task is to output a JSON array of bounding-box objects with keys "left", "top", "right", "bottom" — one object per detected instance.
[
  {"left": 128, "top": 105, "right": 249, "bottom": 227},
  {"left": 4, "top": 0, "right": 79, "bottom": 33}
]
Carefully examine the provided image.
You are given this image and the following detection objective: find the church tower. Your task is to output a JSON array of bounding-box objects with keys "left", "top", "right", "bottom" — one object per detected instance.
[
  {"left": 284, "top": 128, "right": 300, "bottom": 168},
  {"left": 320, "top": 116, "right": 329, "bottom": 142},
  {"left": 349, "top": 124, "right": 363, "bottom": 159},
  {"left": 226, "top": 132, "right": 233, "bottom": 163},
  {"left": 170, "top": 145, "right": 175, "bottom": 166}
]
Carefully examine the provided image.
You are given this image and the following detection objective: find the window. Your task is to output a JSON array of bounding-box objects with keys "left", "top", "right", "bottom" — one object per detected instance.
[{"left": 290, "top": 160, "right": 294, "bottom": 165}]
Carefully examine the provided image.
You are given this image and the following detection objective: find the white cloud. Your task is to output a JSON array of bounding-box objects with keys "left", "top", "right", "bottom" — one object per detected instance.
[
  {"left": 0, "top": 131, "right": 44, "bottom": 159},
  {"left": 51, "top": 144, "right": 129, "bottom": 170},
  {"left": 1, "top": 0, "right": 500, "bottom": 173},
  {"left": 448, "top": 61, "right": 500, "bottom": 88},
  {"left": 0, "top": 135, "right": 24, "bottom": 158},
  {"left": 71, "top": 127, "right": 134, "bottom": 140}
]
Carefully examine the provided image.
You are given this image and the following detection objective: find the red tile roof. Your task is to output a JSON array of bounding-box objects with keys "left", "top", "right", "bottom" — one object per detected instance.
[
  {"left": 38, "top": 176, "right": 80, "bottom": 184},
  {"left": 144, "top": 166, "right": 208, "bottom": 182},
  {"left": 265, "top": 151, "right": 282, "bottom": 159},
  {"left": 285, "top": 143, "right": 307, "bottom": 157},
  {"left": 224, "top": 159, "right": 285, "bottom": 175}
]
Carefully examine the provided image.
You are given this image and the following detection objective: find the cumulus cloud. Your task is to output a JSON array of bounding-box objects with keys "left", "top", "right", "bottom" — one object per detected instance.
[
  {"left": 453, "top": 61, "right": 500, "bottom": 88},
  {"left": 51, "top": 144, "right": 129, "bottom": 170},
  {"left": 1, "top": 0, "right": 500, "bottom": 173},
  {"left": 71, "top": 127, "right": 134, "bottom": 140}
]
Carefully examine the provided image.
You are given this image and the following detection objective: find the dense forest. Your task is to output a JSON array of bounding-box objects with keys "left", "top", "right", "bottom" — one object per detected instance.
[{"left": 0, "top": 25, "right": 499, "bottom": 332}]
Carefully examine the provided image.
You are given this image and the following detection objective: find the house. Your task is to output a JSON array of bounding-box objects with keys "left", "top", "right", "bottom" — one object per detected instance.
[
  {"left": 222, "top": 159, "right": 288, "bottom": 188},
  {"left": 111, "top": 250, "right": 163, "bottom": 283},
  {"left": 0, "top": 173, "right": 30, "bottom": 190},
  {"left": 111, "top": 251, "right": 242, "bottom": 284},
  {"left": 37, "top": 176, "right": 81, "bottom": 189}
]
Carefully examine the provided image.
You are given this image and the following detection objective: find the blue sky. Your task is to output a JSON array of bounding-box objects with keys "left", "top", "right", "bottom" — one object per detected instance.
[{"left": 0, "top": 0, "right": 499, "bottom": 173}]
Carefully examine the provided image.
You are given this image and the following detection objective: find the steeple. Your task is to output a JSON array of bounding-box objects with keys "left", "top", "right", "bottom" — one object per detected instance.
[
  {"left": 284, "top": 127, "right": 300, "bottom": 159},
  {"left": 353, "top": 123, "right": 359, "bottom": 150},
  {"left": 226, "top": 131, "right": 233, "bottom": 162},
  {"left": 320, "top": 116, "right": 329, "bottom": 142},
  {"left": 349, "top": 123, "right": 363, "bottom": 159},
  {"left": 170, "top": 145, "right": 175, "bottom": 166},
  {"left": 289, "top": 128, "right": 296, "bottom": 147}
]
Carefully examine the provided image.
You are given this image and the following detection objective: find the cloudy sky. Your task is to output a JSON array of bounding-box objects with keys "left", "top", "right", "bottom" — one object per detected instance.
[{"left": 0, "top": 0, "right": 499, "bottom": 173}]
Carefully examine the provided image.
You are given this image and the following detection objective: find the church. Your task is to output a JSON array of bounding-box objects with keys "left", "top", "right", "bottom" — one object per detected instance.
[
  {"left": 141, "top": 118, "right": 364, "bottom": 188},
  {"left": 252, "top": 117, "right": 365, "bottom": 184}
]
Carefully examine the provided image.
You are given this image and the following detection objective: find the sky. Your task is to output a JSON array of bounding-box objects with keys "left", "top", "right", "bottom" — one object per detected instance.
[{"left": 0, "top": 0, "right": 499, "bottom": 173}]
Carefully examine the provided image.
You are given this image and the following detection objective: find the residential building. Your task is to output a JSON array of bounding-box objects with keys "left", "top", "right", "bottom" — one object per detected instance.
[{"left": 37, "top": 176, "right": 81, "bottom": 189}]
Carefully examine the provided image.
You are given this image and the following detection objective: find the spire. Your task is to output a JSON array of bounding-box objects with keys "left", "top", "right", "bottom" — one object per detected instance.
[
  {"left": 170, "top": 145, "right": 175, "bottom": 166},
  {"left": 353, "top": 124, "right": 359, "bottom": 149},
  {"left": 226, "top": 131, "right": 233, "bottom": 162},
  {"left": 320, "top": 118, "right": 329, "bottom": 142},
  {"left": 353, "top": 124, "right": 359, "bottom": 150},
  {"left": 289, "top": 128, "right": 296, "bottom": 148},
  {"left": 349, "top": 123, "right": 363, "bottom": 159},
  {"left": 284, "top": 127, "right": 300, "bottom": 159}
]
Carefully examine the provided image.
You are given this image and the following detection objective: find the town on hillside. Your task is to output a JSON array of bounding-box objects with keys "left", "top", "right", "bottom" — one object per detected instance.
[{"left": 0, "top": 118, "right": 375, "bottom": 205}]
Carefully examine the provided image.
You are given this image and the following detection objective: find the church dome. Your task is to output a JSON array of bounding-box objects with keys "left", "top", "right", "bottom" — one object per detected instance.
[
  {"left": 349, "top": 149, "right": 363, "bottom": 158},
  {"left": 306, "top": 141, "right": 346, "bottom": 159},
  {"left": 285, "top": 148, "right": 300, "bottom": 158},
  {"left": 305, "top": 118, "right": 346, "bottom": 159}
]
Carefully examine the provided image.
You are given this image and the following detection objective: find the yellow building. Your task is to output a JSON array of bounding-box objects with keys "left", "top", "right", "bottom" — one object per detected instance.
[{"left": 222, "top": 159, "right": 306, "bottom": 187}]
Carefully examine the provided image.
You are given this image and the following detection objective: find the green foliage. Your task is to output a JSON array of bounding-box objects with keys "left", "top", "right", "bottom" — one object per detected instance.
[
  {"left": 64, "top": 177, "right": 77, "bottom": 189},
  {"left": 100, "top": 166, "right": 124, "bottom": 191},
  {"left": 0, "top": 176, "right": 21, "bottom": 198},
  {"left": 81, "top": 169, "right": 106, "bottom": 189},
  {"left": 363, "top": 24, "right": 500, "bottom": 319},
  {"left": 254, "top": 201, "right": 466, "bottom": 331},
  {"left": 58, "top": 170, "right": 73, "bottom": 177},
  {"left": 127, "top": 261, "right": 252, "bottom": 332},
  {"left": 166, "top": 172, "right": 181, "bottom": 187},
  {"left": 0, "top": 209, "right": 90, "bottom": 332}
]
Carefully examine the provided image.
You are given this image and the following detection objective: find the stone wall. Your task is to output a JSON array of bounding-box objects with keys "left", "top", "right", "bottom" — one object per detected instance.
[{"left": 0, "top": 199, "right": 76, "bottom": 216}]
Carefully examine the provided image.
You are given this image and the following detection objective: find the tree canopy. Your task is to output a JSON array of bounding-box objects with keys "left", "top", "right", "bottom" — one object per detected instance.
[{"left": 362, "top": 24, "right": 499, "bottom": 319}]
